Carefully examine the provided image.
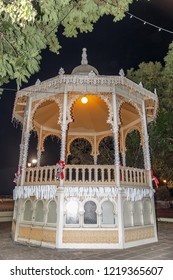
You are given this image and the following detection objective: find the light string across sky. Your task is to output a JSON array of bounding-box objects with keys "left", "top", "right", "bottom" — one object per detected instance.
[{"left": 105, "top": 0, "right": 173, "bottom": 35}]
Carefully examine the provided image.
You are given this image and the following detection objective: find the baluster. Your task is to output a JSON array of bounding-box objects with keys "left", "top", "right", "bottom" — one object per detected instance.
[
  {"left": 108, "top": 167, "right": 111, "bottom": 183},
  {"left": 125, "top": 169, "right": 128, "bottom": 183},
  {"left": 137, "top": 170, "right": 139, "bottom": 184},
  {"left": 69, "top": 167, "right": 72, "bottom": 182},
  {"left": 101, "top": 168, "right": 104, "bottom": 183},
  {"left": 76, "top": 167, "right": 79, "bottom": 182},
  {"left": 31, "top": 169, "right": 34, "bottom": 183},
  {"left": 129, "top": 169, "right": 132, "bottom": 183},
  {"left": 89, "top": 167, "right": 91, "bottom": 182}
]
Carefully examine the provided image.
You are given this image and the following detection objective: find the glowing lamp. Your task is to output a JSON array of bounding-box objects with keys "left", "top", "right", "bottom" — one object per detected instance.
[
  {"left": 32, "top": 159, "right": 37, "bottom": 164},
  {"left": 81, "top": 97, "right": 88, "bottom": 104},
  {"left": 163, "top": 179, "right": 167, "bottom": 183}
]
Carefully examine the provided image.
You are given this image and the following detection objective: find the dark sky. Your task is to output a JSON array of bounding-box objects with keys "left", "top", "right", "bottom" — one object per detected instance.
[{"left": 0, "top": 0, "right": 173, "bottom": 195}]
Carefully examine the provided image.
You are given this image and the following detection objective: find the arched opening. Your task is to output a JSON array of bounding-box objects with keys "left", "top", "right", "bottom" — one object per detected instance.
[
  {"left": 27, "top": 131, "right": 38, "bottom": 167},
  {"left": 120, "top": 102, "right": 143, "bottom": 168},
  {"left": 97, "top": 136, "right": 114, "bottom": 165},
  {"left": 47, "top": 200, "right": 57, "bottom": 224},
  {"left": 133, "top": 201, "right": 143, "bottom": 226},
  {"left": 84, "top": 201, "right": 97, "bottom": 224},
  {"left": 101, "top": 200, "right": 115, "bottom": 225},
  {"left": 143, "top": 199, "right": 152, "bottom": 225},
  {"left": 124, "top": 200, "right": 132, "bottom": 227},
  {"left": 35, "top": 200, "right": 44, "bottom": 223},
  {"left": 67, "top": 138, "right": 93, "bottom": 164},
  {"left": 66, "top": 200, "right": 79, "bottom": 224},
  {"left": 41, "top": 135, "right": 61, "bottom": 166},
  {"left": 23, "top": 200, "right": 32, "bottom": 222},
  {"left": 125, "top": 129, "right": 144, "bottom": 168}
]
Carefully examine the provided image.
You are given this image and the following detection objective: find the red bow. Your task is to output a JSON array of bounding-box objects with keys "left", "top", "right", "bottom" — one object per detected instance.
[
  {"left": 150, "top": 169, "right": 159, "bottom": 189},
  {"left": 56, "top": 160, "right": 65, "bottom": 180}
]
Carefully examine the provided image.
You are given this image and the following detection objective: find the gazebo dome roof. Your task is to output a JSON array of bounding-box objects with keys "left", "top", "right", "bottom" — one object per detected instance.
[{"left": 71, "top": 48, "right": 99, "bottom": 75}]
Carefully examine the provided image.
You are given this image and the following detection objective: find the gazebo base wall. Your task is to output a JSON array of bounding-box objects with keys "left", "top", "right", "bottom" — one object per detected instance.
[
  {"left": 12, "top": 224, "right": 157, "bottom": 249},
  {"left": 12, "top": 183, "right": 158, "bottom": 249}
]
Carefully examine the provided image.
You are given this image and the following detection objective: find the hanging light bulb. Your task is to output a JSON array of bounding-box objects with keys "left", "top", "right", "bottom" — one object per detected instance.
[{"left": 81, "top": 97, "right": 88, "bottom": 104}]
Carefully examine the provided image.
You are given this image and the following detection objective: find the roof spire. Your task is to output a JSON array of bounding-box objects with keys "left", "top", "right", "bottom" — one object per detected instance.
[{"left": 81, "top": 48, "right": 88, "bottom": 65}]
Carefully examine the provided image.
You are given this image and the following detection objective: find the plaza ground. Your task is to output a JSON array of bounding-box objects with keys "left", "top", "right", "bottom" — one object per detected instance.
[{"left": 0, "top": 222, "right": 173, "bottom": 260}]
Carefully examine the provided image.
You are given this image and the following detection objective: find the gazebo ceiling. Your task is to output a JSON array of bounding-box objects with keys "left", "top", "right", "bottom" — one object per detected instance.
[
  {"left": 69, "top": 95, "right": 110, "bottom": 133},
  {"left": 32, "top": 97, "right": 141, "bottom": 135},
  {"left": 33, "top": 100, "right": 61, "bottom": 131},
  {"left": 120, "top": 103, "right": 140, "bottom": 127}
]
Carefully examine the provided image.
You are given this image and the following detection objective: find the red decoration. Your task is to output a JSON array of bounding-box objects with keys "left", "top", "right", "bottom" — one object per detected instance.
[
  {"left": 13, "top": 165, "right": 22, "bottom": 184},
  {"left": 150, "top": 169, "right": 159, "bottom": 189},
  {"left": 56, "top": 160, "right": 65, "bottom": 180}
]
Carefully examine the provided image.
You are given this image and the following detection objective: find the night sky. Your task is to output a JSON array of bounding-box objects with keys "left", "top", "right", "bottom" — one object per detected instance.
[{"left": 0, "top": 0, "right": 173, "bottom": 195}]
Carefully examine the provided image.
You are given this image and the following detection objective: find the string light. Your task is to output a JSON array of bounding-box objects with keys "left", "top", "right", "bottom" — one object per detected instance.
[
  {"left": 105, "top": 1, "right": 173, "bottom": 35},
  {"left": 126, "top": 11, "right": 173, "bottom": 34}
]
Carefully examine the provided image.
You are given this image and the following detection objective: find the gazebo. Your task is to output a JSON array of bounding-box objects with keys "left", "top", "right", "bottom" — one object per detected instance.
[{"left": 12, "top": 48, "right": 158, "bottom": 249}]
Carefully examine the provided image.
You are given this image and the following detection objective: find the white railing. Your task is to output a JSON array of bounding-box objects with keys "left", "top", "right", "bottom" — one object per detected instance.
[
  {"left": 120, "top": 167, "right": 148, "bottom": 186},
  {"left": 23, "top": 165, "right": 149, "bottom": 187}
]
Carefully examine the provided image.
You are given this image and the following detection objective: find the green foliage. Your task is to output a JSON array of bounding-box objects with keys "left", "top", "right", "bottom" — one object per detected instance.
[
  {"left": 68, "top": 138, "right": 93, "bottom": 164},
  {"left": 0, "top": 0, "right": 135, "bottom": 87},
  {"left": 97, "top": 136, "right": 114, "bottom": 165},
  {"left": 155, "top": 185, "right": 171, "bottom": 201},
  {"left": 127, "top": 44, "right": 173, "bottom": 186},
  {"left": 125, "top": 130, "right": 144, "bottom": 168}
]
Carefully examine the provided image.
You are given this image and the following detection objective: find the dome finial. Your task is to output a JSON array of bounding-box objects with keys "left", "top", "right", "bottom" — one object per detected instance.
[{"left": 81, "top": 48, "right": 88, "bottom": 65}]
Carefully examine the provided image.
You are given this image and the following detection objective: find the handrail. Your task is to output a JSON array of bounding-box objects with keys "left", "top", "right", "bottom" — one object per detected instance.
[{"left": 22, "top": 165, "right": 149, "bottom": 187}]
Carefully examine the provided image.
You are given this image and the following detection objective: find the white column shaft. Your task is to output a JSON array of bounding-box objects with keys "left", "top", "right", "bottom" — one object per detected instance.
[
  {"left": 20, "top": 97, "right": 32, "bottom": 185},
  {"left": 60, "top": 89, "right": 68, "bottom": 162},
  {"left": 56, "top": 188, "right": 64, "bottom": 248},
  {"left": 112, "top": 90, "right": 124, "bottom": 248}
]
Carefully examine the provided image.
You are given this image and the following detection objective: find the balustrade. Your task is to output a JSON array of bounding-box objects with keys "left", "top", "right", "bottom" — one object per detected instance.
[{"left": 22, "top": 165, "right": 149, "bottom": 187}]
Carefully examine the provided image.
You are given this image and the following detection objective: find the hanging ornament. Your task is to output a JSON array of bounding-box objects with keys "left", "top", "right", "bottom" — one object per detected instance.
[
  {"left": 55, "top": 160, "right": 65, "bottom": 180},
  {"left": 150, "top": 169, "right": 159, "bottom": 189},
  {"left": 13, "top": 166, "right": 22, "bottom": 184}
]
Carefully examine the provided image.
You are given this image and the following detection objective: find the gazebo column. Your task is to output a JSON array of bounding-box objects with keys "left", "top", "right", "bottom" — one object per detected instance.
[
  {"left": 60, "top": 88, "right": 68, "bottom": 163},
  {"left": 141, "top": 100, "right": 158, "bottom": 241},
  {"left": 56, "top": 87, "right": 68, "bottom": 248},
  {"left": 37, "top": 126, "right": 43, "bottom": 167},
  {"left": 20, "top": 96, "right": 32, "bottom": 185},
  {"left": 37, "top": 150, "right": 42, "bottom": 167},
  {"left": 93, "top": 135, "right": 97, "bottom": 164},
  {"left": 141, "top": 101, "right": 152, "bottom": 183},
  {"left": 112, "top": 90, "right": 124, "bottom": 248},
  {"left": 121, "top": 128, "right": 126, "bottom": 166}
]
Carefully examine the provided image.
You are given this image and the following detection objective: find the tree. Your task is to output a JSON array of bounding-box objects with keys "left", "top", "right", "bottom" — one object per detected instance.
[
  {"left": 127, "top": 46, "right": 173, "bottom": 187},
  {"left": 0, "top": 0, "right": 134, "bottom": 87}
]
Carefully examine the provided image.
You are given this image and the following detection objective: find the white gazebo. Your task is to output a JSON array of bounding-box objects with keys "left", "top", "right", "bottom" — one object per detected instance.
[{"left": 12, "top": 48, "right": 158, "bottom": 249}]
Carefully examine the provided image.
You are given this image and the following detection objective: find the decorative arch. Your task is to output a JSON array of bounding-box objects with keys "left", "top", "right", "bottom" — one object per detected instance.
[
  {"left": 97, "top": 135, "right": 114, "bottom": 165},
  {"left": 41, "top": 133, "right": 61, "bottom": 152},
  {"left": 83, "top": 200, "right": 97, "bottom": 225},
  {"left": 123, "top": 200, "right": 133, "bottom": 227},
  {"left": 143, "top": 198, "right": 152, "bottom": 225},
  {"left": 23, "top": 199, "right": 33, "bottom": 222},
  {"left": 101, "top": 200, "right": 116, "bottom": 225},
  {"left": 67, "top": 93, "right": 113, "bottom": 126},
  {"left": 118, "top": 98, "right": 142, "bottom": 122},
  {"left": 65, "top": 199, "right": 79, "bottom": 225},
  {"left": 30, "top": 97, "right": 62, "bottom": 130},
  {"left": 67, "top": 136, "right": 94, "bottom": 157},
  {"left": 67, "top": 137, "right": 93, "bottom": 165},
  {"left": 124, "top": 126, "right": 142, "bottom": 147},
  {"left": 47, "top": 200, "right": 57, "bottom": 224}
]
